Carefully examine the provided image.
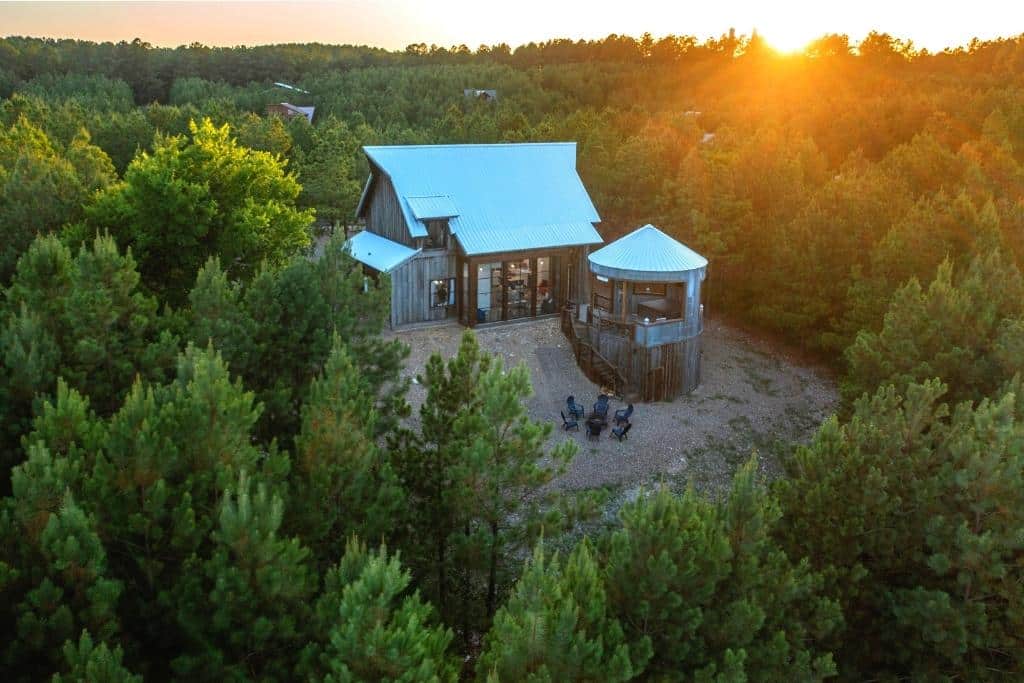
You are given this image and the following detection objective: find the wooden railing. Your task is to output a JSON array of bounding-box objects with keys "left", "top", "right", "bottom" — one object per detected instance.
[{"left": 562, "top": 304, "right": 627, "bottom": 396}]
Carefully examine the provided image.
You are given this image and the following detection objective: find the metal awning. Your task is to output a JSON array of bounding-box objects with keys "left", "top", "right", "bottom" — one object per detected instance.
[{"left": 345, "top": 231, "right": 420, "bottom": 273}]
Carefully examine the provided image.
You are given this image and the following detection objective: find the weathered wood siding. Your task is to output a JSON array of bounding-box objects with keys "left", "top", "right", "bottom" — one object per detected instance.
[
  {"left": 586, "top": 327, "right": 701, "bottom": 400},
  {"left": 389, "top": 250, "right": 457, "bottom": 327},
  {"left": 365, "top": 175, "right": 414, "bottom": 247}
]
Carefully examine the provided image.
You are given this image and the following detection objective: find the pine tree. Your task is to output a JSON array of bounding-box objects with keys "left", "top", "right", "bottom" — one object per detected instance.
[
  {"left": 310, "top": 538, "right": 458, "bottom": 683},
  {"left": 0, "top": 234, "right": 177, "bottom": 486},
  {"left": 1, "top": 483, "right": 121, "bottom": 679},
  {"left": 290, "top": 338, "right": 406, "bottom": 567},
  {"left": 51, "top": 630, "right": 141, "bottom": 683},
  {"left": 395, "top": 331, "right": 577, "bottom": 640},
  {"left": 172, "top": 470, "right": 316, "bottom": 680},
  {"left": 186, "top": 241, "right": 408, "bottom": 447},
  {"left": 602, "top": 465, "right": 839, "bottom": 680},
  {"left": 775, "top": 379, "right": 1024, "bottom": 679},
  {"left": 844, "top": 250, "right": 1024, "bottom": 407},
  {"left": 476, "top": 540, "right": 640, "bottom": 682}
]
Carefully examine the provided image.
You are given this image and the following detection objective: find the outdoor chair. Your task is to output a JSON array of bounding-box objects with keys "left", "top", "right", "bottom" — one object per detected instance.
[
  {"left": 610, "top": 422, "right": 632, "bottom": 442},
  {"left": 586, "top": 419, "right": 603, "bottom": 441},
  {"left": 592, "top": 399, "right": 609, "bottom": 419},
  {"left": 614, "top": 403, "right": 634, "bottom": 425},
  {"left": 561, "top": 411, "right": 579, "bottom": 431},
  {"left": 566, "top": 395, "right": 585, "bottom": 419}
]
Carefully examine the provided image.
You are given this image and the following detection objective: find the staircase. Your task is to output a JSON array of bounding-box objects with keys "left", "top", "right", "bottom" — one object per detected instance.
[{"left": 562, "top": 306, "right": 631, "bottom": 398}]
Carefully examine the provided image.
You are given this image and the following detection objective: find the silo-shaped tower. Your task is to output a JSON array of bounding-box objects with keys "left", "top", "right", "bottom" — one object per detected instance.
[{"left": 562, "top": 224, "right": 707, "bottom": 400}]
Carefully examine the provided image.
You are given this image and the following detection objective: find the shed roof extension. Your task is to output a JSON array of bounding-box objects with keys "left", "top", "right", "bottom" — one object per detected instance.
[
  {"left": 588, "top": 224, "right": 707, "bottom": 282},
  {"left": 356, "top": 143, "right": 602, "bottom": 256},
  {"left": 346, "top": 230, "right": 420, "bottom": 273}
]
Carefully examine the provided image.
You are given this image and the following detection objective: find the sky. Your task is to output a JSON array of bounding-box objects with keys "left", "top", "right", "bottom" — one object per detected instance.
[{"left": 0, "top": 0, "right": 1021, "bottom": 54}]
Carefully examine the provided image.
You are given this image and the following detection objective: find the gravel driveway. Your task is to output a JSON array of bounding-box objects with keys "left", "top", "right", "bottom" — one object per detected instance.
[{"left": 387, "top": 316, "right": 837, "bottom": 498}]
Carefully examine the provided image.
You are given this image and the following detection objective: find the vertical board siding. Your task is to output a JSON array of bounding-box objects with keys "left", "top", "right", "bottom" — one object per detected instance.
[
  {"left": 390, "top": 251, "right": 456, "bottom": 326},
  {"left": 366, "top": 175, "right": 414, "bottom": 247}
]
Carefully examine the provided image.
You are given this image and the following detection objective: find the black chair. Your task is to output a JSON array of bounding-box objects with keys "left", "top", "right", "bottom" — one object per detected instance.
[
  {"left": 561, "top": 411, "right": 579, "bottom": 431},
  {"left": 586, "top": 419, "right": 603, "bottom": 441},
  {"left": 614, "top": 403, "right": 634, "bottom": 425},
  {"left": 566, "top": 395, "right": 585, "bottom": 419},
  {"left": 610, "top": 422, "right": 631, "bottom": 441}
]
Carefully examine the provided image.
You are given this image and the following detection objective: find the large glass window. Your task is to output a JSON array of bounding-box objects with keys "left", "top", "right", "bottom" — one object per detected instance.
[
  {"left": 506, "top": 259, "right": 531, "bottom": 320},
  {"left": 476, "top": 262, "right": 500, "bottom": 323},
  {"left": 537, "top": 257, "right": 554, "bottom": 313}
]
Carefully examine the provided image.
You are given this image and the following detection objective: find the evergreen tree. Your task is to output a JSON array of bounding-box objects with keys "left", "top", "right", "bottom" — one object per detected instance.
[
  {"left": 187, "top": 241, "right": 408, "bottom": 447},
  {"left": 51, "top": 631, "right": 141, "bottom": 683},
  {"left": 602, "top": 464, "right": 839, "bottom": 681},
  {"left": 290, "top": 338, "right": 406, "bottom": 567},
  {"left": 476, "top": 541, "right": 641, "bottom": 682},
  {"left": 309, "top": 538, "right": 458, "bottom": 683},
  {"left": 172, "top": 470, "right": 316, "bottom": 680},
  {"left": 396, "top": 331, "right": 577, "bottom": 640},
  {"left": 0, "top": 234, "right": 176, "bottom": 489},
  {"left": 1, "top": 484, "right": 121, "bottom": 680},
  {"left": 775, "top": 379, "right": 1024, "bottom": 679},
  {"left": 844, "top": 250, "right": 1024, "bottom": 406}
]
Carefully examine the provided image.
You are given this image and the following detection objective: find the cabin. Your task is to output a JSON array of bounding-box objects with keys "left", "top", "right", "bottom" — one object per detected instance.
[
  {"left": 351, "top": 143, "right": 602, "bottom": 328},
  {"left": 265, "top": 102, "right": 315, "bottom": 123},
  {"left": 562, "top": 224, "right": 708, "bottom": 400},
  {"left": 464, "top": 88, "right": 498, "bottom": 101}
]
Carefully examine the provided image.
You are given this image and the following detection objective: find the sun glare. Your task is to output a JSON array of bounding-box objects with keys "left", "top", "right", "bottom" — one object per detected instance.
[{"left": 760, "top": 27, "right": 815, "bottom": 55}]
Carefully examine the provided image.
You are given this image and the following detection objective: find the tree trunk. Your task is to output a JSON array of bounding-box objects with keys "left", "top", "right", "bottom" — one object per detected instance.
[{"left": 486, "top": 520, "right": 499, "bottom": 619}]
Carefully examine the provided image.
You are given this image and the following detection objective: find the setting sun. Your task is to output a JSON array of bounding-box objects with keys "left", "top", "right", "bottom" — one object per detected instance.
[{"left": 760, "top": 27, "right": 816, "bottom": 54}]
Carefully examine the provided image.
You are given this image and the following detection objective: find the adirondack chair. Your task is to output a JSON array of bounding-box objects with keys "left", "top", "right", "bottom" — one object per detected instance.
[
  {"left": 592, "top": 399, "right": 609, "bottom": 420},
  {"left": 614, "top": 403, "right": 634, "bottom": 425},
  {"left": 566, "top": 395, "right": 585, "bottom": 419},
  {"left": 561, "top": 411, "right": 579, "bottom": 431},
  {"left": 610, "top": 422, "right": 632, "bottom": 442}
]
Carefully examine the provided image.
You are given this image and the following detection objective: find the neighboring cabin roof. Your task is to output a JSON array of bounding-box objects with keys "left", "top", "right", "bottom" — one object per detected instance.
[
  {"left": 278, "top": 102, "right": 315, "bottom": 123},
  {"left": 357, "top": 143, "right": 602, "bottom": 256},
  {"left": 588, "top": 224, "right": 708, "bottom": 282},
  {"left": 346, "top": 230, "right": 420, "bottom": 273}
]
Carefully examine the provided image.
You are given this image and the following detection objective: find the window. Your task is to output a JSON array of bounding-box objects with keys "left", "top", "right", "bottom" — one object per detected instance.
[
  {"left": 430, "top": 278, "right": 455, "bottom": 308},
  {"left": 637, "top": 283, "right": 667, "bottom": 297}
]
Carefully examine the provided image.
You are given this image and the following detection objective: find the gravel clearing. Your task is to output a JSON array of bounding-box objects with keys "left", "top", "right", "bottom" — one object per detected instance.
[{"left": 387, "top": 316, "right": 837, "bottom": 499}]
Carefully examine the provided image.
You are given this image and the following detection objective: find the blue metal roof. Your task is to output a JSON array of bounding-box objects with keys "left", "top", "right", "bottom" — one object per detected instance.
[
  {"left": 360, "top": 143, "right": 602, "bottom": 256},
  {"left": 588, "top": 224, "right": 708, "bottom": 282},
  {"left": 406, "top": 194, "right": 459, "bottom": 221},
  {"left": 346, "top": 230, "right": 420, "bottom": 273}
]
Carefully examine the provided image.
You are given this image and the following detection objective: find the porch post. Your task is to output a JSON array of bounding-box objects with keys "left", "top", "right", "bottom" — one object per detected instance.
[
  {"left": 529, "top": 256, "right": 538, "bottom": 317},
  {"left": 621, "top": 280, "right": 630, "bottom": 321},
  {"left": 468, "top": 259, "right": 478, "bottom": 328},
  {"left": 500, "top": 261, "right": 509, "bottom": 322}
]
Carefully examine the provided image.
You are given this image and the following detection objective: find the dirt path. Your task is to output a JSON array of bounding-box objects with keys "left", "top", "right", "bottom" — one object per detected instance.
[{"left": 387, "top": 316, "right": 837, "bottom": 497}]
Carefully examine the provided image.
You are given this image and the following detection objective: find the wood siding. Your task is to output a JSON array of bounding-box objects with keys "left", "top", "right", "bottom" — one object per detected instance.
[
  {"left": 365, "top": 174, "right": 414, "bottom": 247},
  {"left": 389, "top": 250, "right": 456, "bottom": 327}
]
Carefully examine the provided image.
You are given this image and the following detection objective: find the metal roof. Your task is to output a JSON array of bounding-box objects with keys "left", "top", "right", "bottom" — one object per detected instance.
[
  {"left": 359, "top": 143, "right": 602, "bottom": 256},
  {"left": 588, "top": 224, "right": 708, "bottom": 282},
  {"left": 346, "top": 230, "right": 420, "bottom": 273},
  {"left": 406, "top": 194, "right": 459, "bottom": 220}
]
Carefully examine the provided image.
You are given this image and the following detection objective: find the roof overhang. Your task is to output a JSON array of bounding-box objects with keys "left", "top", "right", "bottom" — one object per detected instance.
[
  {"left": 345, "top": 231, "right": 420, "bottom": 273},
  {"left": 587, "top": 224, "right": 707, "bottom": 282}
]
